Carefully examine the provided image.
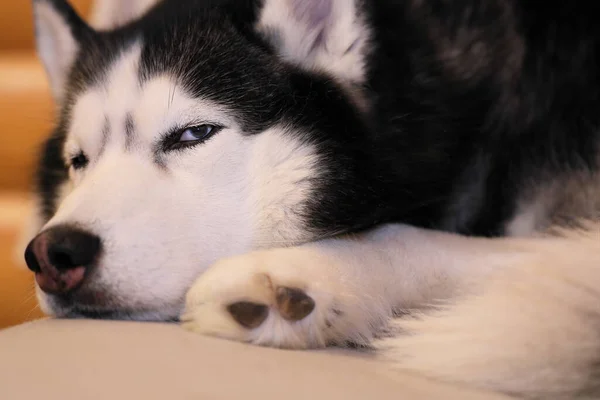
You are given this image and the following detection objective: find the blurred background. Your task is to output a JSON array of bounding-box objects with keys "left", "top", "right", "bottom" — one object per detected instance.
[{"left": 0, "top": 0, "right": 93, "bottom": 329}]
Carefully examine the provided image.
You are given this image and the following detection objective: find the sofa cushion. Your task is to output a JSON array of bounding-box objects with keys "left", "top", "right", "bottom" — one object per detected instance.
[{"left": 0, "top": 319, "right": 510, "bottom": 399}]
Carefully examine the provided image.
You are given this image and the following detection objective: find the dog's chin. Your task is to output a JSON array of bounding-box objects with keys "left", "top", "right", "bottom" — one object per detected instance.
[
  {"left": 62, "top": 308, "right": 180, "bottom": 322},
  {"left": 40, "top": 296, "right": 181, "bottom": 322}
]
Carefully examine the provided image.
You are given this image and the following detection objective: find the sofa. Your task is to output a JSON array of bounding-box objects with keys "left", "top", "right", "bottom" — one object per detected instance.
[{"left": 0, "top": 318, "right": 511, "bottom": 399}]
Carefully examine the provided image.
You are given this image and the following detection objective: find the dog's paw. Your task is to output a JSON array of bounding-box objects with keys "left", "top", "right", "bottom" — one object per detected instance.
[{"left": 180, "top": 248, "right": 378, "bottom": 349}]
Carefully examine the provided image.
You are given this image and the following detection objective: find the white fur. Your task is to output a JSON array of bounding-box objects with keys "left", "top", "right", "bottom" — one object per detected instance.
[
  {"left": 379, "top": 227, "right": 600, "bottom": 399},
  {"left": 256, "top": 0, "right": 370, "bottom": 85},
  {"left": 505, "top": 202, "right": 545, "bottom": 237},
  {"left": 182, "top": 224, "right": 518, "bottom": 347},
  {"left": 33, "top": 1, "right": 79, "bottom": 103},
  {"left": 37, "top": 43, "right": 321, "bottom": 319},
  {"left": 183, "top": 222, "right": 600, "bottom": 398}
]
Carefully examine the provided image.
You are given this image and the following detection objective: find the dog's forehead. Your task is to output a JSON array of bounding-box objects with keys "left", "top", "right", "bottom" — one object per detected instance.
[
  {"left": 66, "top": 41, "right": 232, "bottom": 155},
  {"left": 69, "top": 42, "right": 157, "bottom": 150},
  {"left": 64, "top": 2, "right": 289, "bottom": 155}
]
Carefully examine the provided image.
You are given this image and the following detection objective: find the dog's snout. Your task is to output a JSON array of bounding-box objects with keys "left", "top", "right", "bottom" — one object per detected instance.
[{"left": 25, "top": 225, "right": 102, "bottom": 295}]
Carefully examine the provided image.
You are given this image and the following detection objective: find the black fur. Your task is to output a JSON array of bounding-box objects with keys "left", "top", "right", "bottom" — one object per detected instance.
[{"left": 36, "top": 0, "right": 600, "bottom": 238}]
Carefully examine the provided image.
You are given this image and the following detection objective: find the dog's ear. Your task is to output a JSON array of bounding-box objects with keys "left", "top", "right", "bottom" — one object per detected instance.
[
  {"left": 256, "top": 0, "right": 369, "bottom": 84},
  {"left": 32, "top": 0, "right": 92, "bottom": 104},
  {"left": 90, "top": 0, "right": 158, "bottom": 29}
]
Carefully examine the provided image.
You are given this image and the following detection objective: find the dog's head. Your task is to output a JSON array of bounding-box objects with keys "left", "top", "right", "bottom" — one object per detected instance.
[{"left": 26, "top": 0, "right": 374, "bottom": 320}]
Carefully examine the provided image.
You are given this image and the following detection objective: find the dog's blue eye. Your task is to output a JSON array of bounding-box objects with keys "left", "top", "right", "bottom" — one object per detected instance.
[
  {"left": 179, "top": 125, "right": 215, "bottom": 142},
  {"left": 164, "top": 124, "right": 221, "bottom": 152}
]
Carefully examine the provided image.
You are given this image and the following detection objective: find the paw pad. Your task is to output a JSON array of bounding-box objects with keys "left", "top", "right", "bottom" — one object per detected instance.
[
  {"left": 228, "top": 287, "right": 315, "bottom": 329},
  {"left": 227, "top": 302, "right": 269, "bottom": 329},
  {"left": 276, "top": 287, "right": 315, "bottom": 321}
]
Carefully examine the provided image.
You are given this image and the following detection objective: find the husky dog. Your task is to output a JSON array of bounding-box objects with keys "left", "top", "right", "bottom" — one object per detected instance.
[{"left": 25, "top": 0, "right": 600, "bottom": 398}]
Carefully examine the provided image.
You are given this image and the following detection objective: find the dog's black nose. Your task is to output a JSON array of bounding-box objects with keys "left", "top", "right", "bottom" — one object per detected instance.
[{"left": 25, "top": 225, "right": 102, "bottom": 295}]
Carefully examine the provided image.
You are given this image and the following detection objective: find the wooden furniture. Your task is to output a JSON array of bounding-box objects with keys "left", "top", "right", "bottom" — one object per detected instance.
[
  {"left": 0, "top": 0, "right": 92, "bottom": 191},
  {"left": 0, "top": 0, "right": 93, "bottom": 329},
  {"left": 0, "top": 194, "right": 44, "bottom": 327}
]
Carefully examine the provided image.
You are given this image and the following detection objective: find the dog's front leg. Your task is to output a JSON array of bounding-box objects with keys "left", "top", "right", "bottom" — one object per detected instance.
[{"left": 181, "top": 224, "right": 521, "bottom": 348}]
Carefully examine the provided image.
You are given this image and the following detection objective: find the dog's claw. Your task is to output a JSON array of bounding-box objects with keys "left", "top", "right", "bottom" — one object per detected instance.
[
  {"left": 276, "top": 287, "right": 315, "bottom": 321},
  {"left": 227, "top": 302, "right": 269, "bottom": 328}
]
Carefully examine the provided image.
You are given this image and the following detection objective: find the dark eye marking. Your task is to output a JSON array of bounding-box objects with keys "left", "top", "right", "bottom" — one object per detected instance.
[
  {"left": 70, "top": 152, "right": 89, "bottom": 170},
  {"left": 162, "top": 124, "right": 223, "bottom": 152}
]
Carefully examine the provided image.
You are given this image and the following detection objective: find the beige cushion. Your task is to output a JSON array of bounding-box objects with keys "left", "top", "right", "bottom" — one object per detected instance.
[{"left": 0, "top": 319, "right": 510, "bottom": 399}]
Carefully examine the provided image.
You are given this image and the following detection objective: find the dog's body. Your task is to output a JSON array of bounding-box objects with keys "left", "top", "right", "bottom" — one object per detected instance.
[{"left": 25, "top": 0, "right": 600, "bottom": 398}]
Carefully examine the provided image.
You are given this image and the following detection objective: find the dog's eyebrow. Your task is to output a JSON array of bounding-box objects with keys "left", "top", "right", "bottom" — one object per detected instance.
[
  {"left": 124, "top": 113, "right": 135, "bottom": 151},
  {"left": 99, "top": 116, "right": 111, "bottom": 157}
]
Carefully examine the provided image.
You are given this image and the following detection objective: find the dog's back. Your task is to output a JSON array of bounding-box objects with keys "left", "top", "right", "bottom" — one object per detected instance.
[{"left": 356, "top": 1, "right": 600, "bottom": 237}]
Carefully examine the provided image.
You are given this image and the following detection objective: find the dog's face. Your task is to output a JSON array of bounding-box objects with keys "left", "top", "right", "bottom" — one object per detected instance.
[{"left": 27, "top": 0, "right": 372, "bottom": 320}]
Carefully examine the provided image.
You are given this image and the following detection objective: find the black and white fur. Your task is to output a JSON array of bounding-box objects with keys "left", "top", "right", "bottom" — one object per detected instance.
[{"left": 25, "top": 0, "right": 600, "bottom": 398}]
